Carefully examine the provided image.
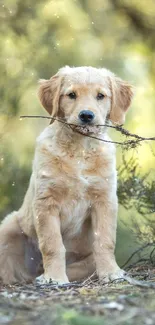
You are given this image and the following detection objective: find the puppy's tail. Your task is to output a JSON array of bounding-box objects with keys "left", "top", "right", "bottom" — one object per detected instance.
[{"left": 0, "top": 212, "right": 32, "bottom": 284}]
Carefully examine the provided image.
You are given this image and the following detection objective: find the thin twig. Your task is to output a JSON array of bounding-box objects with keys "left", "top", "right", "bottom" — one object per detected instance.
[
  {"left": 81, "top": 271, "right": 97, "bottom": 286},
  {"left": 99, "top": 274, "right": 155, "bottom": 288},
  {"left": 20, "top": 115, "right": 124, "bottom": 145},
  {"left": 35, "top": 282, "right": 83, "bottom": 290},
  {"left": 123, "top": 275, "right": 155, "bottom": 289},
  {"left": 150, "top": 247, "right": 155, "bottom": 265},
  {"left": 121, "top": 243, "right": 154, "bottom": 269},
  {"left": 20, "top": 115, "right": 155, "bottom": 147}
]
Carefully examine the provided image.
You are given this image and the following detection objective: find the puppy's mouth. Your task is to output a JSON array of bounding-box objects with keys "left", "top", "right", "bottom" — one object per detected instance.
[{"left": 72, "top": 124, "right": 100, "bottom": 135}]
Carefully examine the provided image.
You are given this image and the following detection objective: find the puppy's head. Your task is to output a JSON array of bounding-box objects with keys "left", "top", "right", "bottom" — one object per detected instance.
[{"left": 38, "top": 66, "right": 133, "bottom": 133}]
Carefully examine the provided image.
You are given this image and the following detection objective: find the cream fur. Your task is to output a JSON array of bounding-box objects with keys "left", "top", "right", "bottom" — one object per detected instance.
[{"left": 0, "top": 66, "right": 133, "bottom": 284}]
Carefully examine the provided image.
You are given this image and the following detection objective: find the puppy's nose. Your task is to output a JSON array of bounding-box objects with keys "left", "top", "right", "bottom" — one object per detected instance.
[{"left": 78, "top": 110, "right": 95, "bottom": 123}]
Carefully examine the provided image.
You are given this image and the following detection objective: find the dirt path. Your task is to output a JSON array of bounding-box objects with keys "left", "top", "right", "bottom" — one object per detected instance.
[{"left": 0, "top": 265, "right": 155, "bottom": 325}]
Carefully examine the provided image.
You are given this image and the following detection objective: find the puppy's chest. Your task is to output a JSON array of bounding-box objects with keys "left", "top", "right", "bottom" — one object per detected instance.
[
  {"left": 54, "top": 150, "right": 110, "bottom": 198},
  {"left": 58, "top": 152, "right": 111, "bottom": 236}
]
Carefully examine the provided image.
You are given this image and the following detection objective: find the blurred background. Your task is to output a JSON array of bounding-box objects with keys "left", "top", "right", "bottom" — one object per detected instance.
[{"left": 0, "top": 0, "right": 155, "bottom": 265}]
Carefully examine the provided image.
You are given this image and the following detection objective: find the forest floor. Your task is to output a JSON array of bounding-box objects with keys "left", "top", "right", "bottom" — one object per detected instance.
[{"left": 0, "top": 263, "right": 155, "bottom": 325}]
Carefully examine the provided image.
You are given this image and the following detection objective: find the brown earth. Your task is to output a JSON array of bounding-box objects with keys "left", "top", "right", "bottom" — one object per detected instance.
[{"left": 0, "top": 264, "right": 155, "bottom": 325}]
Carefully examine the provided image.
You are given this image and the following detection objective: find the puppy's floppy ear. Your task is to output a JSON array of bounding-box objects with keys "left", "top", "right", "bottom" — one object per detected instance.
[
  {"left": 109, "top": 76, "right": 134, "bottom": 125},
  {"left": 38, "top": 74, "right": 63, "bottom": 117}
]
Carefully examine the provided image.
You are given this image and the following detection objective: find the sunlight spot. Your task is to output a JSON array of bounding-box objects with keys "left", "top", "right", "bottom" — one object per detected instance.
[
  {"left": 31, "top": 257, "right": 34, "bottom": 260},
  {"left": 41, "top": 171, "right": 48, "bottom": 177},
  {"left": 12, "top": 182, "right": 15, "bottom": 187}
]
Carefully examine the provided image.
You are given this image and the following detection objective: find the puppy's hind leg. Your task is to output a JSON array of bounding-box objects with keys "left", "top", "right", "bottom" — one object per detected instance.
[
  {"left": 0, "top": 212, "right": 33, "bottom": 284},
  {"left": 67, "top": 254, "right": 96, "bottom": 282}
]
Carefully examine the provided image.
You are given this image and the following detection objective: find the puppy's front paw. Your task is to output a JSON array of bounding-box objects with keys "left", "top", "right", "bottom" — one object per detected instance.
[
  {"left": 35, "top": 273, "right": 69, "bottom": 285},
  {"left": 99, "top": 268, "right": 126, "bottom": 284},
  {"left": 35, "top": 274, "right": 57, "bottom": 285}
]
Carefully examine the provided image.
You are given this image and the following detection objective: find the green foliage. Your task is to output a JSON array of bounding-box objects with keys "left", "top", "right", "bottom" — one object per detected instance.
[{"left": 118, "top": 154, "right": 155, "bottom": 243}]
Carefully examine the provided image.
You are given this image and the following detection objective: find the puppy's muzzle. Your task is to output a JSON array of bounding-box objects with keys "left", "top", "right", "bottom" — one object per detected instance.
[{"left": 78, "top": 110, "right": 95, "bottom": 124}]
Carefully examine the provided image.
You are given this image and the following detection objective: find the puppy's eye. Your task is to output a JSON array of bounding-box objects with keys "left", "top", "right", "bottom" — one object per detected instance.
[
  {"left": 97, "top": 93, "right": 105, "bottom": 100},
  {"left": 68, "top": 92, "right": 77, "bottom": 99}
]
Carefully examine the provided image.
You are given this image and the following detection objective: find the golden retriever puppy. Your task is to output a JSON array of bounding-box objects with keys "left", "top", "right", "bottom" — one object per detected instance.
[{"left": 0, "top": 66, "right": 133, "bottom": 284}]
